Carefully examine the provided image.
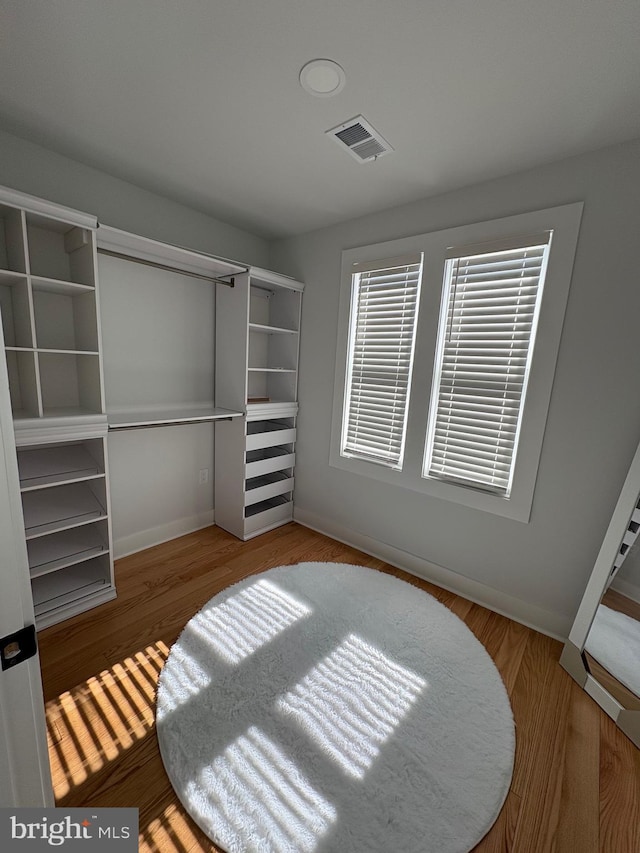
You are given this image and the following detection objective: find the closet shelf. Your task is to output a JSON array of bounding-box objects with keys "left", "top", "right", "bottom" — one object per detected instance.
[
  {"left": 30, "top": 276, "right": 95, "bottom": 294},
  {"left": 38, "top": 348, "right": 100, "bottom": 356},
  {"left": 108, "top": 405, "right": 243, "bottom": 430},
  {"left": 249, "top": 322, "right": 298, "bottom": 335},
  {"left": 3, "top": 347, "right": 99, "bottom": 355},
  {"left": 22, "top": 482, "right": 107, "bottom": 539},
  {"left": 21, "top": 407, "right": 106, "bottom": 423},
  {"left": 32, "top": 561, "right": 110, "bottom": 616},
  {"left": 0, "top": 270, "right": 27, "bottom": 285},
  {"left": 18, "top": 442, "right": 102, "bottom": 490},
  {"left": 247, "top": 367, "right": 297, "bottom": 373},
  {"left": 28, "top": 526, "right": 108, "bottom": 578}
]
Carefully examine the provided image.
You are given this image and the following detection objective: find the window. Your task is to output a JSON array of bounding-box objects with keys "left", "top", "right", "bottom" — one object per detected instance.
[
  {"left": 330, "top": 204, "right": 582, "bottom": 522},
  {"left": 424, "top": 234, "right": 551, "bottom": 496},
  {"left": 341, "top": 254, "right": 423, "bottom": 469}
]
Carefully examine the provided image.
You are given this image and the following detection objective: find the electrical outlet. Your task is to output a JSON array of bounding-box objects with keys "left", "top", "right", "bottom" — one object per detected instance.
[{"left": 198, "top": 468, "right": 209, "bottom": 485}]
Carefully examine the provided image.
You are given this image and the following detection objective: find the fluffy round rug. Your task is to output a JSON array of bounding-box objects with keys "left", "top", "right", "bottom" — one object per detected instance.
[{"left": 156, "top": 562, "right": 515, "bottom": 853}]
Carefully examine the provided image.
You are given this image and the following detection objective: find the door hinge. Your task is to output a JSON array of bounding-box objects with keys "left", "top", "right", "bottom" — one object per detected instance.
[{"left": 0, "top": 624, "right": 37, "bottom": 671}]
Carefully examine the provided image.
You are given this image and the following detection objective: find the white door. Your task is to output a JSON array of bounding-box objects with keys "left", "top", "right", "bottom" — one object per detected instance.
[{"left": 0, "top": 329, "right": 53, "bottom": 806}]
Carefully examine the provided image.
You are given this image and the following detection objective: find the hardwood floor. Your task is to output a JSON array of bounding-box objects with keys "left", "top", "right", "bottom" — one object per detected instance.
[{"left": 37, "top": 523, "right": 640, "bottom": 852}]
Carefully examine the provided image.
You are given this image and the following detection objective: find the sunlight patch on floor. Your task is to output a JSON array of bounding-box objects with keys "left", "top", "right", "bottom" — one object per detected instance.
[
  {"left": 277, "top": 633, "right": 427, "bottom": 778},
  {"left": 46, "top": 642, "right": 168, "bottom": 800},
  {"left": 139, "top": 803, "right": 202, "bottom": 853},
  {"left": 186, "top": 579, "right": 312, "bottom": 665},
  {"left": 185, "top": 726, "right": 336, "bottom": 853}
]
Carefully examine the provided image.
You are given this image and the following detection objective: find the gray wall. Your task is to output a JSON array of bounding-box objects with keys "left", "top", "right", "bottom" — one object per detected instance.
[
  {"left": 270, "top": 138, "right": 640, "bottom": 634},
  {"left": 0, "top": 129, "right": 269, "bottom": 267}
]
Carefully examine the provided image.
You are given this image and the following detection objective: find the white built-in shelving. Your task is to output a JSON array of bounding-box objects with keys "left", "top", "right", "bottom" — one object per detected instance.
[
  {"left": 16, "top": 436, "right": 114, "bottom": 628},
  {"left": 215, "top": 267, "right": 303, "bottom": 539},
  {"left": 1, "top": 186, "right": 305, "bottom": 631},
  {"left": 0, "top": 186, "right": 114, "bottom": 628},
  {"left": 0, "top": 194, "right": 105, "bottom": 425}
]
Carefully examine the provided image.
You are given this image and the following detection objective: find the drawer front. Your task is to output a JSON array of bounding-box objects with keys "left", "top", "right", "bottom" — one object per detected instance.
[
  {"left": 246, "top": 427, "right": 296, "bottom": 451},
  {"left": 244, "top": 500, "right": 293, "bottom": 537},
  {"left": 245, "top": 451, "right": 295, "bottom": 479},
  {"left": 245, "top": 476, "right": 294, "bottom": 508}
]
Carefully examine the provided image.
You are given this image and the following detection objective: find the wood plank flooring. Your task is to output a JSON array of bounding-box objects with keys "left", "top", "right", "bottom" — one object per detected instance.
[{"left": 37, "top": 523, "right": 640, "bottom": 852}]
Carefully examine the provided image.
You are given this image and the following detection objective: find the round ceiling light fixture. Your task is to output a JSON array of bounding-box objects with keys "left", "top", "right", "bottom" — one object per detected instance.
[{"left": 299, "top": 59, "right": 346, "bottom": 97}]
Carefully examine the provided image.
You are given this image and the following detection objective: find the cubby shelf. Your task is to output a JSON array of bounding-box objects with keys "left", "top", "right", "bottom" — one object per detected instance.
[
  {"left": 0, "top": 186, "right": 114, "bottom": 629},
  {"left": 1, "top": 199, "right": 104, "bottom": 425}
]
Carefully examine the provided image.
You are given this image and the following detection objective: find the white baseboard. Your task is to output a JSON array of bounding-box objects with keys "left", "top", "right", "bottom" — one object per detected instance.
[
  {"left": 610, "top": 577, "right": 640, "bottom": 605},
  {"left": 294, "top": 507, "right": 572, "bottom": 640},
  {"left": 113, "top": 511, "right": 215, "bottom": 559}
]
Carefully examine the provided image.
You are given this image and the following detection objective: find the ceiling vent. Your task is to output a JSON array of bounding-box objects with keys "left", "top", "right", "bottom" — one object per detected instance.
[{"left": 326, "top": 115, "right": 393, "bottom": 163}]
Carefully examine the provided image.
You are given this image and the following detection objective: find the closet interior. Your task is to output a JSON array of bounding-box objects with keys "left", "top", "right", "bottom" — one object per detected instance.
[{"left": 0, "top": 187, "right": 303, "bottom": 628}]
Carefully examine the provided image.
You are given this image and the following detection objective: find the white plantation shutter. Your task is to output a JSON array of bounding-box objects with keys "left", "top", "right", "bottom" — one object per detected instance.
[
  {"left": 424, "top": 233, "right": 552, "bottom": 495},
  {"left": 341, "top": 254, "right": 423, "bottom": 468}
]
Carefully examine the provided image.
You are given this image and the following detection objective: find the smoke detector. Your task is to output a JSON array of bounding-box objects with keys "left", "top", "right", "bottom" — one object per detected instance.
[{"left": 326, "top": 115, "right": 393, "bottom": 163}]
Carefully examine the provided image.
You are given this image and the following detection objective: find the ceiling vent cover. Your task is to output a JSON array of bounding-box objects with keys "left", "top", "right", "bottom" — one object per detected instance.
[{"left": 326, "top": 115, "right": 393, "bottom": 163}]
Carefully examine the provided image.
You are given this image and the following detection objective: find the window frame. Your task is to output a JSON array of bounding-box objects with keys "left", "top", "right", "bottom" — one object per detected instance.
[
  {"left": 423, "top": 232, "right": 553, "bottom": 497},
  {"left": 329, "top": 203, "right": 583, "bottom": 522},
  {"left": 340, "top": 252, "right": 423, "bottom": 470}
]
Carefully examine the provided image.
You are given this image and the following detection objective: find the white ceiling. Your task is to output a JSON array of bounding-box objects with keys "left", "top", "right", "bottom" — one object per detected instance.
[{"left": 1, "top": 0, "right": 639, "bottom": 239}]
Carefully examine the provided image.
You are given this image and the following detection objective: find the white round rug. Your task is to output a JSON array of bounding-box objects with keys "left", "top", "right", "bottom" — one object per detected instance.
[{"left": 156, "top": 562, "right": 515, "bottom": 853}]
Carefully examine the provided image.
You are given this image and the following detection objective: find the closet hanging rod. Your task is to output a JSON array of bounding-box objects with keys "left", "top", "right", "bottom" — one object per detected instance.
[{"left": 96, "top": 247, "right": 241, "bottom": 287}]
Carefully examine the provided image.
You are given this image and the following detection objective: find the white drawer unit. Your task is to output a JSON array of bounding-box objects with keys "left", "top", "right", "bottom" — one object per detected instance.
[
  {"left": 244, "top": 496, "right": 293, "bottom": 537},
  {"left": 245, "top": 446, "right": 296, "bottom": 479},
  {"left": 241, "top": 421, "right": 295, "bottom": 537},
  {"left": 214, "top": 408, "right": 298, "bottom": 540},
  {"left": 244, "top": 472, "right": 295, "bottom": 507},
  {"left": 246, "top": 419, "right": 296, "bottom": 451}
]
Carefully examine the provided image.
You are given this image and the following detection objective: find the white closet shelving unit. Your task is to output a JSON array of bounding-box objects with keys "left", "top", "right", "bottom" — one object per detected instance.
[
  {"left": 0, "top": 186, "right": 115, "bottom": 629},
  {"left": 0, "top": 186, "right": 304, "bottom": 631},
  {"left": 215, "top": 268, "right": 303, "bottom": 539}
]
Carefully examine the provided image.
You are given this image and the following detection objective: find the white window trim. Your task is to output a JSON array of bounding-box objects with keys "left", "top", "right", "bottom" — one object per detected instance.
[{"left": 330, "top": 203, "right": 583, "bottom": 522}]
